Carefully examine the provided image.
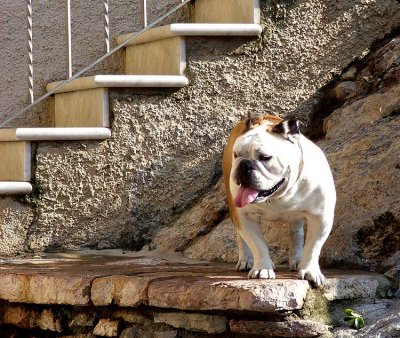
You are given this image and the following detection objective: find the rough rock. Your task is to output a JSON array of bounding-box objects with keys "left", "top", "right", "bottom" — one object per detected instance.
[
  {"left": 91, "top": 275, "right": 151, "bottom": 307},
  {"left": 332, "top": 81, "right": 357, "bottom": 100},
  {"left": 147, "top": 277, "right": 310, "bottom": 313},
  {"left": 320, "top": 274, "right": 392, "bottom": 300},
  {"left": 332, "top": 301, "right": 400, "bottom": 337},
  {"left": 61, "top": 335, "right": 96, "bottom": 338},
  {"left": 156, "top": 33, "right": 400, "bottom": 273},
  {"left": 0, "top": 273, "right": 91, "bottom": 305},
  {"left": 2, "top": 0, "right": 398, "bottom": 255},
  {"left": 183, "top": 217, "right": 237, "bottom": 262},
  {"left": 230, "top": 319, "right": 331, "bottom": 337},
  {"left": 69, "top": 312, "right": 96, "bottom": 328},
  {"left": 92, "top": 319, "right": 119, "bottom": 337},
  {"left": 341, "top": 66, "right": 358, "bottom": 81},
  {"left": 112, "top": 310, "right": 149, "bottom": 325},
  {"left": 3, "top": 305, "right": 63, "bottom": 332},
  {"left": 154, "top": 312, "right": 226, "bottom": 334},
  {"left": 120, "top": 327, "right": 178, "bottom": 338},
  {"left": 151, "top": 179, "right": 227, "bottom": 253}
]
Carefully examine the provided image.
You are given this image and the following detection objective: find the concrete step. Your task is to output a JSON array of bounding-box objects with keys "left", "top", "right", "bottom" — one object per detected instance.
[
  {"left": 117, "top": 23, "right": 263, "bottom": 47},
  {"left": 46, "top": 75, "right": 189, "bottom": 93},
  {"left": 46, "top": 75, "right": 188, "bottom": 128},
  {"left": 119, "top": 24, "right": 262, "bottom": 76},
  {"left": 0, "top": 127, "right": 111, "bottom": 141},
  {"left": 0, "top": 182, "right": 32, "bottom": 195}
]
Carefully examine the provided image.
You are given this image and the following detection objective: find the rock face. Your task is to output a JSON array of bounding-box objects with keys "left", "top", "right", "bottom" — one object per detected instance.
[
  {"left": 320, "top": 35, "right": 400, "bottom": 273},
  {"left": 151, "top": 33, "right": 400, "bottom": 279},
  {"left": 1, "top": 0, "right": 399, "bottom": 255}
]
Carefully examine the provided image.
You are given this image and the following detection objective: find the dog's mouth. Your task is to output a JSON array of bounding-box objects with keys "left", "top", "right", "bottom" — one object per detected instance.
[{"left": 234, "top": 178, "right": 285, "bottom": 208}]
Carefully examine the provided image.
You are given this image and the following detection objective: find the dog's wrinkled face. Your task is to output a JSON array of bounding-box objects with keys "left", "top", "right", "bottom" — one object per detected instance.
[{"left": 231, "top": 119, "right": 302, "bottom": 208}]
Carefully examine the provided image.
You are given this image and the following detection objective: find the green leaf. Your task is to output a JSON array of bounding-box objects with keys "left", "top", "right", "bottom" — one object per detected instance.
[
  {"left": 344, "top": 316, "right": 354, "bottom": 322},
  {"left": 354, "top": 318, "right": 360, "bottom": 329},
  {"left": 344, "top": 308, "right": 354, "bottom": 316},
  {"left": 346, "top": 318, "right": 355, "bottom": 327},
  {"left": 358, "top": 317, "right": 365, "bottom": 327}
]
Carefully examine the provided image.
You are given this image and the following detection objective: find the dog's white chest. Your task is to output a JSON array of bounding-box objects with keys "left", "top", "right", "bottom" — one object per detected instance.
[{"left": 242, "top": 202, "right": 309, "bottom": 223}]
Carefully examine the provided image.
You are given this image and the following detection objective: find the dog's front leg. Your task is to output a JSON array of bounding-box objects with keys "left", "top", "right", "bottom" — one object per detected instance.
[
  {"left": 238, "top": 214, "right": 275, "bottom": 279},
  {"left": 289, "top": 219, "right": 305, "bottom": 271},
  {"left": 298, "top": 214, "right": 333, "bottom": 285},
  {"left": 236, "top": 232, "right": 254, "bottom": 272}
]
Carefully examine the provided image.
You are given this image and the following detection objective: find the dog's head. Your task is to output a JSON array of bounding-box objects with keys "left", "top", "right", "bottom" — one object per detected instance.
[{"left": 231, "top": 115, "right": 303, "bottom": 208}]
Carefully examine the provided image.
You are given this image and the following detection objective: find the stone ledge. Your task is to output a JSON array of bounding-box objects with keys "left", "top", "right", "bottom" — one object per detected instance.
[{"left": 0, "top": 250, "right": 393, "bottom": 313}]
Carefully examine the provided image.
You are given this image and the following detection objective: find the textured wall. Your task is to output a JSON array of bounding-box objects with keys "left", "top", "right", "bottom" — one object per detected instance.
[
  {"left": 0, "top": 0, "right": 399, "bottom": 255},
  {"left": 0, "top": 0, "right": 178, "bottom": 127}
]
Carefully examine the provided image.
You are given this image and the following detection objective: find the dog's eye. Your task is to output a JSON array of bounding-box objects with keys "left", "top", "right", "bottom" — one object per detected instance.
[
  {"left": 259, "top": 154, "right": 272, "bottom": 161},
  {"left": 234, "top": 152, "right": 238, "bottom": 159}
]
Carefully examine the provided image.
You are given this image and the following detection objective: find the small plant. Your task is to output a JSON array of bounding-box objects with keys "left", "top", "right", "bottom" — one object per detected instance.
[{"left": 344, "top": 308, "right": 365, "bottom": 330}]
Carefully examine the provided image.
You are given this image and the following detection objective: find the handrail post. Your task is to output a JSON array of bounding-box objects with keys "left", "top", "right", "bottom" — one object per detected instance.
[
  {"left": 66, "top": 0, "right": 72, "bottom": 78},
  {"left": 104, "top": 0, "right": 110, "bottom": 53},
  {"left": 27, "top": 0, "right": 34, "bottom": 104},
  {"left": 142, "top": 0, "right": 147, "bottom": 28}
]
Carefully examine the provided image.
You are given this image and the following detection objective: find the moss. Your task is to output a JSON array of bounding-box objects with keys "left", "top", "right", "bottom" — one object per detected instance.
[{"left": 300, "top": 289, "right": 331, "bottom": 325}]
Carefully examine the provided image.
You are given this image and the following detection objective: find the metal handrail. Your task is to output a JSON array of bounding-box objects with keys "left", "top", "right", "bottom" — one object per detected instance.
[{"left": 0, "top": 0, "right": 191, "bottom": 129}]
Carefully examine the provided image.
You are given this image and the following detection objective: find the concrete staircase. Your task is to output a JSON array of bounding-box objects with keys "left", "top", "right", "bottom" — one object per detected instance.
[{"left": 0, "top": 0, "right": 261, "bottom": 195}]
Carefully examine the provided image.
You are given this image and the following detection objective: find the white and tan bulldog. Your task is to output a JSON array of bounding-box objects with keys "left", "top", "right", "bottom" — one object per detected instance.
[{"left": 222, "top": 114, "right": 336, "bottom": 285}]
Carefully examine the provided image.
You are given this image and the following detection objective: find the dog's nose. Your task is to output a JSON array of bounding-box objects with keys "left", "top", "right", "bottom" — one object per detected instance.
[{"left": 236, "top": 159, "right": 256, "bottom": 187}]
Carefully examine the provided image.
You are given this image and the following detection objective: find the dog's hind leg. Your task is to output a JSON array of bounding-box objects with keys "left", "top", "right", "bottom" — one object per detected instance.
[
  {"left": 235, "top": 231, "right": 254, "bottom": 272},
  {"left": 289, "top": 219, "right": 305, "bottom": 271}
]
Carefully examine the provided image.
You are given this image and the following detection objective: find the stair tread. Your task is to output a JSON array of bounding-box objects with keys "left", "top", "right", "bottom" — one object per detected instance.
[
  {"left": 0, "top": 182, "right": 32, "bottom": 195},
  {"left": 47, "top": 75, "right": 189, "bottom": 94},
  {"left": 0, "top": 127, "right": 111, "bottom": 141},
  {"left": 117, "top": 23, "right": 263, "bottom": 47},
  {"left": 0, "top": 250, "right": 391, "bottom": 310}
]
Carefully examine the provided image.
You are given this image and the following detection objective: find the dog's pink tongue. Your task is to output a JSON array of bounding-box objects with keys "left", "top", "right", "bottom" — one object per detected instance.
[{"left": 234, "top": 186, "right": 259, "bottom": 208}]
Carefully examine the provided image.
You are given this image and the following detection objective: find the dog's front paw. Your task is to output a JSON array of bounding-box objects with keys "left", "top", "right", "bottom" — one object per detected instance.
[
  {"left": 298, "top": 266, "right": 325, "bottom": 286},
  {"left": 236, "top": 256, "right": 253, "bottom": 272},
  {"left": 248, "top": 265, "right": 276, "bottom": 279}
]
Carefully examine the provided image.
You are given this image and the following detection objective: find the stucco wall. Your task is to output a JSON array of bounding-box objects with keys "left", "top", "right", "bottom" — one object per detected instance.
[{"left": 0, "top": 0, "right": 399, "bottom": 255}]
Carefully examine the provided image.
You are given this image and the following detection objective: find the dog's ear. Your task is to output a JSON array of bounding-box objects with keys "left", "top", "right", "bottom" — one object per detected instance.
[
  {"left": 272, "top": 118, "right": 301, "bottom": 143},
  {"left": 245, "top": 112, "right": 264, "bottom": 130}
]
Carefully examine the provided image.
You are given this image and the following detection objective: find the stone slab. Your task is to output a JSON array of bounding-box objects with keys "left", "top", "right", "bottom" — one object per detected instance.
[
  {"left": 154, "top": 312, "right": 227, "bottom": 334},
  {"left": 230, "top": 319, "right": 331, "bottom": 337},
  {"left": 0, "top": 250, "right": 394, "bottom": 313},
  {"left": 0, "top": 273, "right": 91, "bottom": 305},
  {"left": 91, "top": 275, "right": 151, "bottom": 307},
  {"left": 320, "top": 274, "right": 392, "bottom": 300},
  {"left": 3, "top": 305, "right": 63, "bottom": 332},
  {"left": 93, "top": 319, "right": 119, "bottom": 337},
  {"left": 148, "top": 277, "right": 310, "bottom": 313}
]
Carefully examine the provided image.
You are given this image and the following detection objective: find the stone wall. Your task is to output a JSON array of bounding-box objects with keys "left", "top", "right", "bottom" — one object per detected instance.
[
  {"left": 0, "top": 0, "right": 399, "bottom": 255},
  {"left": 0, "top": 251, "right": 397, "bottom": 337}
]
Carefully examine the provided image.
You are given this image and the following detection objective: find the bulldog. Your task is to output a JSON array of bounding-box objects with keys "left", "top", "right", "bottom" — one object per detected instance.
[{"left": 222, "top": 113, "right": 336, "bottom": 285}]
